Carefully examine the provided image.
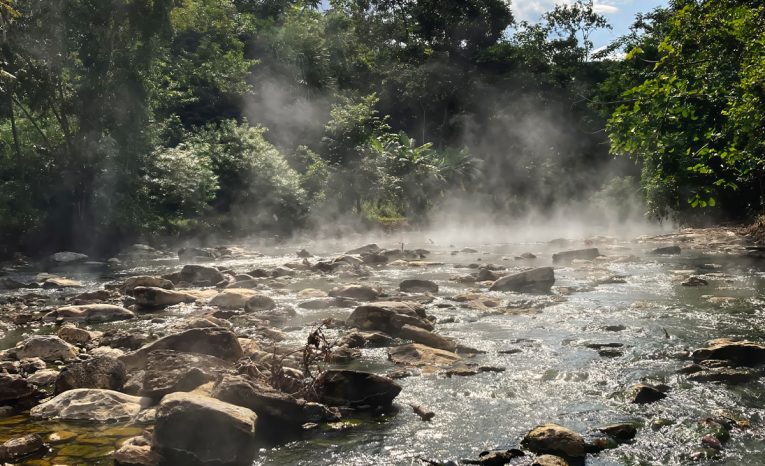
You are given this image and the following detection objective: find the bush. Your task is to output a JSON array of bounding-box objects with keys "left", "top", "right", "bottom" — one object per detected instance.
[{"left": 190, "top": 120, "right": 309, "bottom": 232}]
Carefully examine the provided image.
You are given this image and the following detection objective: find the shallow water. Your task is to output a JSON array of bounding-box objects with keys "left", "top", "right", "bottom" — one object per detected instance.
[{"left": 2, "top": 233, "right": 764, "bottom": 465}]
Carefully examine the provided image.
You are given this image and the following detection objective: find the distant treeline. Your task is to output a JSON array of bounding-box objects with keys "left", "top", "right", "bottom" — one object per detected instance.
[{"left": 0, "top": 0, "right": 762, "bottom": 255}]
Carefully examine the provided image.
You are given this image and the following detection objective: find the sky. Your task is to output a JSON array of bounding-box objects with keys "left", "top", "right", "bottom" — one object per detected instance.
[
  {"left": 512, "top": 0, "right": 669, "bottom": 49},
  {"left": 320, "top": 0, "right": 669, "bottom": 50}
]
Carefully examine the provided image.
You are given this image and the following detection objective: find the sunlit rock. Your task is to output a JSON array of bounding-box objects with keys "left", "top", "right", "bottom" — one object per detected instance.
[
  {"left": 153, "top": 392, "right": 257, "bottom": 466},
  {"left": 133, "top": 286, "right": 197, "bottom": 307},
  {"left": 489, "top": 267, "right": 555, "bottom": 293},
  {"left": 14, "top": 335, "right": 78, "bottom": 362},
  {"left": 521, "top": 423, "right": 586, "bottom": 461},
  {"left": 30, "top": 389, "right": 150, "bottom": 422},
  {"left": 44, "top": 304, "right": 135, "bottom": 323}
]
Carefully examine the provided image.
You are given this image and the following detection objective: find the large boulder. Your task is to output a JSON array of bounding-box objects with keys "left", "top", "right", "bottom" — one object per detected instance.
[
  {"left": 489, "top": 267, "right": 555, "bottom": 293},
  {"left": 0, "top": 373, "right": 39, "bottom": 405},
  {"left": 329, "top": 285, "right": 380, "bottom": 301},
  {"left": 552, "top": 248, "right": 601, "bottom": 264},
  {"left": 387, "top": 343, "right": 461, "bottom": 367},
  {"left": 178, "top": 265, "right": 226, "bottom": 286},
  {"left": 57, "top": 325, "right": 97, "bottom": 345},
  {"left": 54, "top": 356, "right": 126, "bottom": 393},
  {"left": 212, "top": 375, "right": 339, "bottom": 434},
  {"left": 14, "top": 335, "right": 78, "bottom": 362},
  {"left": 44, "top": 304, "right": 135, "bottom": 323},
  {"left": 399, "top": 279, "right": 439, "bottom": 293},
  {"left": 120, "top": 327, "right": 243, "bottom": 371},
  {"left": 133, "top": 287, "right": 197, "bottom": 307},
  {"left": 153, "top": 392, "right": 257, "bottom": 466},
  {"left": 30, "top": 389, "right": 150, "bottom": 422},
  {"left": 113, "top": 433, "right": 160, "bottom": 466},
  {"left": 692, "top": 339, "right": 765, "bottom": 366},
  {"left": 521, "top": 423, "right": 586, "bottom": 461},
  {"left": 140, "top": 350, "right": 232, "bottom": 399},
  {"left": 315, "top": 370, "right": 401, "bottom": 409},
  {"left": 209, "top": 289, "right": 260, "bottom": 309},
  {"left": 346, "top": 301, "right": 433, "bottom": 335}
]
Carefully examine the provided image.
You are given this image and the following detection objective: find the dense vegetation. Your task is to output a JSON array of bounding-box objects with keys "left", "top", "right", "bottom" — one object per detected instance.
[{"left": 0, "top": 0, "right": 763, "bottom": 256}]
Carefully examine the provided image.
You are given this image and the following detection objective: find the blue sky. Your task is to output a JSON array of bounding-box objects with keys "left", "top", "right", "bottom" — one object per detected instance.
[
  {"left": 511, "top": 0, "right": 668, "bottom": 49},
  {"left": 318, "top": 0, "right": 668, "bottom": 50}
]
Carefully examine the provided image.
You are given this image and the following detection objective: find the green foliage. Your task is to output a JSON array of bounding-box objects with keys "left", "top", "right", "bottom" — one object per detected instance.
[
  {"left": 188, "top": 120, "right": 309, "bottom": 232},
  {"left": 607, "top": 0, "right": 765, "bottom": 219}
]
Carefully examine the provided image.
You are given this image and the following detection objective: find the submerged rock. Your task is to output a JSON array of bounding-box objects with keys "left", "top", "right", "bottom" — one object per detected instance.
[
  {"left": 692, "top": 339, "right": 765, "bottom": 366},
  {"left": 489, "top": 267, "right": 555, "bottom": 293},
  {"left": 30, "top": 388, "right": 150, "bottom": 422},
  {"left": 521, "top": 423, "right": 586, "bottom": 461},
  {"left": 153, "top": 392, "right": 257, "bottom": 466},
  {"left": 54, "top": 356, "right": 127, "bottom": 393},
  {"left": 315, "top": 369, "right": 401, "bottom": 409},
  {"left": 44, "top": 304, "right": 135, "bottom": 323},
  {"left": 598, "top": 423, "right": 637, "bottom": 442}
]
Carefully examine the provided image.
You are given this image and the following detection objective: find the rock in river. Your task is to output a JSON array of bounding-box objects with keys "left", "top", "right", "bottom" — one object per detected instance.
[
  {"left": 489, "top": 267, "right": 555, "bottom": 293},
  {"left": 212, "top": 375, "right": 339, "bottom": 434},
  {"left": 552, "top": 248, "right": 600, "bottom": 264},
  {"left": 651, "top": 245, "right": 681, "bottom": 255},
  {"left": 329, "top": 284, "right": 380, "bottom": 301},
  {"left": 133, "top": 286, "right": 197, "bottom": 307},
  {"left": 153, "top": 392, "right": 257, "bottom": 466},
  {"left": 521, "top": 423, "right": 586, "bottom": 461},
  {"left": 14, "top": 335, "right": 78, "bottom": 362},
  {"left": 55, "top": 356, "right": 126, "bottom": 393},
  {"left": 692, "top": 338, "right": 765, "bottom": 366},
  {"left": 120, "top": 327, "right": 243, "bottom": 370},
  {"left": 629, "top": 383, "right": 667, "bottom": 404},
  {"left": 44, "top": 304, "right": 135, "bottom": 323},
  {"left": 399, "top": 279, "right": 439, "bottom": 293},
  {"left": 397, "top": 324, "right": 457, "bottom": 352},
  {"left": 30, "top": 388, "right": 150, "bottom": 422},
  {"left": 140, "top": 350, "right": 232, "bottom": 399},
  {"left": 0, "top": 373, "right": 40, "bottom": 405},
  {"left": 315, "top": 369, "right": 401, "bottom": 409},
  {"left": 0, "top": 434, "right": 46, "bottom": 463},
  {"left": 178, "top": 264, "right": 226, "bottom": 286},
  {"left": 347, "top": 301, "right": 433, "bottom": 334},
  {"left": 209, "top": 289, "right": 260, "bottom": 309},
  {"left": 388, "top": 343, "right": 462, "bottom": 367}
]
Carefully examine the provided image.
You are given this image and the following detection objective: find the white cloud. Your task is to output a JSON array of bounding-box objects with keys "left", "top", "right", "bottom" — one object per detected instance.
[{"left": 512, "top": 0, "right": 621, "bottom": 21}]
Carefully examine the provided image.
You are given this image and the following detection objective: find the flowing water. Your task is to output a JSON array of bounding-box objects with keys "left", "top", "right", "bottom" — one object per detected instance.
[{"left": 1, "top": 230, "right": 764, "bottom": 465}]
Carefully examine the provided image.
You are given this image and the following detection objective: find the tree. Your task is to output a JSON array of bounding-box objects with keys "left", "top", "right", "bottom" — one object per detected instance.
[{"left": 607, "top": 0, "right": 765, "bottom": 219}]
